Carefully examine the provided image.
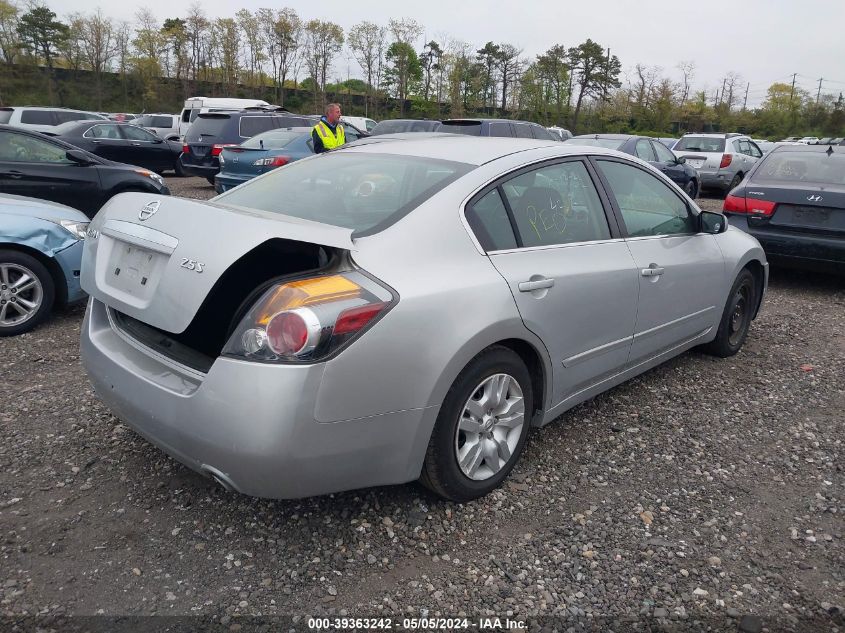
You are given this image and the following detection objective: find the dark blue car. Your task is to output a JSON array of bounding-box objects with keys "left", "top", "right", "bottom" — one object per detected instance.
[
  {"left": 214, "top": 125, "right": 364, "bottom": 193},
  {"left": 566, "top": 134, "right": 700, "bottom": 198},
  {"left": 0, "top": 194, "right": 87, "bottom": 335}
]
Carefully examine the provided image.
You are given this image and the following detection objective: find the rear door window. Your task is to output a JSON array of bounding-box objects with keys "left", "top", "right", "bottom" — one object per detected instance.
[
  {"left": 488, "top": 122, "right": 512, "bottom": 137},
  {"left": 499, "top": 160, "right": 611, "bottom": 247},
  {"left": 513, "top": 123, "right": 533, "bottom": 139},
  {"left": 84, "top": 124, "right": 122, "bottom": 139},
  {"left": 652, "top": 140, "right": 677, "bottom": 163},
  {"left": 20, "top": 110, "right": 55, "bottom": 125},
  {"left": 122, "top": 125, "right": 160, "bottom": 142},
  {"left": 634, "top": 139, "right": 656, "bottom": 161},
  {"left": 239, "top": 116, "right": 278, "bottom": 138}
]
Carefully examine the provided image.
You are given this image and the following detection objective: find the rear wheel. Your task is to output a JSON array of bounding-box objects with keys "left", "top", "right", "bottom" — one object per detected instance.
[
  {"left": 0, "top": 250, "right": 55, "bottom": 336},
  {"left": 702, "top": 269, "right": 756, "bottom": 358},
  {"left": 420, "top": 346, "right": 532, "bottom": 501},
  {"left": 174, "top": 158, "right": 185, "bottom": 177},
  {"left": 206, "top": 177, "right": 216, "bottom": 185}
]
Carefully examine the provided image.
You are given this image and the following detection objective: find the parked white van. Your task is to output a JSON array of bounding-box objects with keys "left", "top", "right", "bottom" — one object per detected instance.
[{"left": 178, "top": 97, "right": 270, "bottom": 138}]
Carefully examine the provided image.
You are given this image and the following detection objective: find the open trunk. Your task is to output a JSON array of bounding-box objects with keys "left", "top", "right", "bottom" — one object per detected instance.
[{"left": 81, "top": 192, "right": 354, "bottom": 369}]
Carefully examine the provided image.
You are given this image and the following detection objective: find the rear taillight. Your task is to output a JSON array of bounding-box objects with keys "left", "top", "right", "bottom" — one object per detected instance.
[
  {"left": 182, "top": 144, "right": 190, "bottom": 154},
  {"left": 723, "top": 194, "right": 747, "bottom": 213},
  {"left": 723, "top": 194, "right": 777, "bottom": 217},
  {"left": 222, "top": 272, "right": 395, "bottom": 363},
  {"left": 252, "top": 156, "right": 290, "bottom": 167},
  {"left": 211, "top": 144, "right": 237, "bottom": 156},
  {"left": 719, "top": 154, "right": 733, "bottom": 168},
  {"left": 747, "top": 199, "right": 777, "bottom": 217}
]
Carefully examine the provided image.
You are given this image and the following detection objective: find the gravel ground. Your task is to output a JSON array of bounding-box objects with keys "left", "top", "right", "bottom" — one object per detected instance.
[{"left": 1, "top": 178, "right": 843, "bottom": 631}]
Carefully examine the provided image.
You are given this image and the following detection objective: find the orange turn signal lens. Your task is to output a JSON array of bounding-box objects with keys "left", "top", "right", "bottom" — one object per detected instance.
[{"left": 256, "top": 275, "right": 361, "bottom": 325}]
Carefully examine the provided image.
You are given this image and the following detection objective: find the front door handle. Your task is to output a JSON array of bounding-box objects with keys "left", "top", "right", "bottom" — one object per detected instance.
[
  {"left": 641, "top": 265, "right": 665, "bottom": 277},
  {"left": 518, "top": 277, "right": 555, "bottom": 292},
  {"left": 1, "top": 170, "right": 24, "bottom": 179}
]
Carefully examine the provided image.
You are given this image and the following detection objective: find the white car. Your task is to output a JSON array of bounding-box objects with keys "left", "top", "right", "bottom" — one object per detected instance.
[
  {"left": 341, "top": 116, "right": 377, "bottom": 133},
  {"left": 0, "top": 106, "right": 106, "bottom": 134},
  {"left": 796, "top": 137, "right": 820, "bottom": 145},
  {"left": 134, "top": 113, "right": 181, "bottom": 141}
]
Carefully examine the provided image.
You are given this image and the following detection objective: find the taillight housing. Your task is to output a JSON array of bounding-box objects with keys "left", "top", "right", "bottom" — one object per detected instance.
[
  {"left": 719, "top": 154, "right": 733, "bottom": 169},
  {"left": 723, "top": 194, "right": 777, "bottom": 217},
  {"left": 222, "top": 271, "right": 395, "bottom": 363},
  {"left": 182, "top": 144, "right": 190, "bottom": 154},
  {"left": 252, "top": 155, "right": 290, "bottom": 167},
  {"left": 211, "top": 144, "right": 237, "bottom": 157},
  {"left": 723, "top": 194, "right": 747, "bottom": 213}
]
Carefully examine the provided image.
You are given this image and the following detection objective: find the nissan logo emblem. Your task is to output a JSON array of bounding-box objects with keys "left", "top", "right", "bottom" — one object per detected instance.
[{"left": 139, "top": 200, "right": 160, "bottom": 221}]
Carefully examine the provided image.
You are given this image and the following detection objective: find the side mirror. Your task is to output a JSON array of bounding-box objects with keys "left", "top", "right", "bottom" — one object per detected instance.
[
  {"left": 66, "top": 149, "right": 93, "bottom": 165},
  {"left": 700, "top": 210, "right": 728, "bottom": 234},
  {"left": 675, "top": 156, "right": 686, "bottom": 164}
]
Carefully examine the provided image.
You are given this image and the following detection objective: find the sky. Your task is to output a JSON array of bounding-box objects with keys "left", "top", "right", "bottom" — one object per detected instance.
[{"left": 43, "top": 0, "right": 845, "bottom": 108}]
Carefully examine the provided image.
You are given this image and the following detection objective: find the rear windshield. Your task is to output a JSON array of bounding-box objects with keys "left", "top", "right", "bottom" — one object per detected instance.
[
  {"left": 440, "top": 121, "right": 482, "bottom": 136},
  {"left": 239, "top": 116, "right": 278, "bottom": 138},
  {"left": 188, "top": 115, "right": 230, "bottom": 139},
  {"left": 20, "top": 110, "right": 54, "bottom": 125},
  {"left": 215, "top": 153, "right": 473, "bottom": 234},
  {"left": 241, "top": 130, "right": 308, "bottom": 149},
  {"left": 0, "top": 109, "right": 12, "bottom": 124},
  {"left": 565, "top": 138, "right": 625, "bottom": 150},
  {"left": 674, "top": 137, "right": 726, "bottom": 152},
  {"left": 371, "top": 120, "right": 440, "bottom": 135},
  {"left": 136, "top": 115, "right": 174, "bottom": 128},
  {"left": 754, "top": 151, "right": 845, "bottom": 185}
]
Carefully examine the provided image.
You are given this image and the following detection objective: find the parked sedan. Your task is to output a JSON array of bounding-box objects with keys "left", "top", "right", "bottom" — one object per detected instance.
[
  {"left": 215, "top": 126, "right": 365, "bottom": 193},
  {"left": 0, "top": 124, "right": 170, "bottom": 218},
  {"left": 80, "top": 137, "right": 767, "bottom": 502},
  {"left": 723, "top": 144, "right": 843, "bottom": 273},
  {"left": 566, "top": 134, "right": 700, "bottom": 197},
  {"left": 0, "top": 194, "right": 88, "bottom": 335},
  {"left": 50, "top": 121, "right": 184, "bottom": 175}
]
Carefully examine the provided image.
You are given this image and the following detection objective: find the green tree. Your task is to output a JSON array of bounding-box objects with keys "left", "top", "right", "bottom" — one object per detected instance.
[
  {"left": 535, "top": 44, "right": 569, "bottom": 125},
  {"left": 567, "top": 39, "right": 620, "bottom": 133},
  {"left": 304, "top": 19, "right": 343, "bottom": 108},
  {"left": 260, "top": 8, "right": 302, "bottom": 106},
  {"left": 495, "top": 43, "right": 521, "bottom": 114},
  {"left": 17, "top": 4, "right": 69, "bottom": 103},
  {"left": 475, "top": 41, "right": 499, "bottom": 109},
  {"left": 0, "top": 0, "right": 21, "bottom": 64},
  {"left": 384, "top": 41, "right": 421, "bottom": 114},
  {"left": 161, "top": 18, "right": 189, "bottom": 82},
  {"left": 419, "top": 40, "right": 442, "bottom": 103}
]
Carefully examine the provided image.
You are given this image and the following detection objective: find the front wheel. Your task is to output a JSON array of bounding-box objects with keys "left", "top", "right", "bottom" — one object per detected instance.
[
  {"left": 684, "top": 179, "right": 698, "bottom": 199},
  {"left": 420, "top": 346, "right": 533, "bottom": 502},
  {"left": 702, "top": 269, "right": 757, "bottom": 358},
  {"left": 725, "top": 173, "right": 743, "bottom": 195},
  {"left": 0, "top": 250, "right": 55, "bottom": 336}
]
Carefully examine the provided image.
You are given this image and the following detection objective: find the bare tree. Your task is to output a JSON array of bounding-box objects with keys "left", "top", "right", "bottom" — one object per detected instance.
[
  {"left": 78, "top": 9, "right": 117, "bottom": 109},
  {"left": 184, "top": 4, "right": 208, "bottom": 83},
  {"left": 58, "top": 14, "right": 84, "bottom": 71},
  {"left": 236, "top": 9, "right": 264, "bottom": 91},
  {"left": 496, "top": 43, "right": 522, "bottom": 113},
  {"left": 114, "top": 20, "right": 130, "bottom": 106},
  {"left": 387, "top": 17, "right": 422, "bottom": 47},
  {"left": 348, "top": 20, "right": 386, "bottom": 116},
  {"left": 213, "top": 17, "right": 240, "bottom": 93},
  {"left": 260, "top": 8, "right": 301, "bottom": 106},
  {"left": 304, "top": 19, "right": 343, "bottom": 108},
  {"left": 677, "top": 60, "right": 695, "bottom": 105}
]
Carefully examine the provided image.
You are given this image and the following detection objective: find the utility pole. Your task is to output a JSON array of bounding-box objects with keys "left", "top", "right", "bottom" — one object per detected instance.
[
  {"left": 789, "top": 73, "right": 797, "bottom": 103},
  {"left": 720, "top": 77, "right": 727, "bottom": 106},
  {"left": 816, "top": 77, "right": 823, "bottom": 104},
  {"left": 743, "top": 82, "right": 749, "bottom": 110}
]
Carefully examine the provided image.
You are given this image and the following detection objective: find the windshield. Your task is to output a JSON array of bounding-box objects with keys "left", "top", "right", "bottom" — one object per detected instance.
[
  {"left": 754, "top": 151, "right": 845, "bottom": 185},
  {"left": 241, "top": 129, "right": 309, "bottom": 149},
  {"left": 215, "top": 152, "right": 473, "bottom": 233},
  {"left": 674, "top": 137, "right": 725, "bottom": 152},
  {"left": 565, "top": 138, "right": 625, "bottom": 150}
]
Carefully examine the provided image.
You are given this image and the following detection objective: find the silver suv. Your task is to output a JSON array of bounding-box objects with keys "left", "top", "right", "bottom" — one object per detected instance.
[
  {"left": 672, "top": 133, "right": 763, "bottom": 193},
  {"left": 0, "top": 107, "right": 106, "bottom": 134}
]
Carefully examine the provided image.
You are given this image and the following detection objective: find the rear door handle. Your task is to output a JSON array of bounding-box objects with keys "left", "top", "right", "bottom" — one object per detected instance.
[
  {"left": 518, "top": 277, "right": 555, "bottom": 292},
  {"left": 641, "top": 265, "right": 665, "bottom": 277},
  {"left": 1, "top": 170, "right": 24, "bottom": 179}
]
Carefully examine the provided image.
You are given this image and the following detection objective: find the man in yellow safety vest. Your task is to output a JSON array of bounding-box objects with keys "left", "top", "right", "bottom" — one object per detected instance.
[{"left": 312, "top": 103, "right": 346, "bottom": 154}]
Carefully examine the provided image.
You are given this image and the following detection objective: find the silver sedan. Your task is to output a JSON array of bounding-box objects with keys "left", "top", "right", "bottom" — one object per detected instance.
[{"left": 79, "top": 135, "right": 768, "bottom": 501}]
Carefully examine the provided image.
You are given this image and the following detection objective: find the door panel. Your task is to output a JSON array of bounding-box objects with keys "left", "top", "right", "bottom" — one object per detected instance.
[
  {"left": 121, "top": 125, "right": 169, "bottom": 170},
  {"left": 491, "top": 244, "right": 639, "bottom": 401},
  {"left": 593, "top": 158, "right": 725, "bottom": 364}
]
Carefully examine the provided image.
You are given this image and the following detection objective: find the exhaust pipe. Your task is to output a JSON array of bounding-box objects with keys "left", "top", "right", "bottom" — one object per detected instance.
[{"left": 200, "top": 465, "right": 236, "bottom": 493}]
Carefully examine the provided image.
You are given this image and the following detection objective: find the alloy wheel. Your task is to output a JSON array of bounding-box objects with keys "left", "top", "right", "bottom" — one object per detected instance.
[{"left": 0, "top": 263, "right": 44, "bottom": 328}]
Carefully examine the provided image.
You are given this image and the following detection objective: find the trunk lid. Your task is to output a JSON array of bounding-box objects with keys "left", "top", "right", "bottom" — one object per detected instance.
[
  {"left": 749, "top": 184, "right": 845, "bottom": 235},
  {"left": 221, "top": 147, "right": 268, "bottom": 176},
  {"left": 81, "top": 192, "right": 354, "bottom": 333}
]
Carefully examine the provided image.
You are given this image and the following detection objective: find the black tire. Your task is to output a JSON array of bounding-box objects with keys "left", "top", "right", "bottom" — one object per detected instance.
[
  {"left": 0, "top": 249, "right": 55, "bottom": 337},
  {"left": 725, "top": 173, "right": 743, "bottom": 196},
  {"left": 174, "top": 157, "right": 185, "bottom": 177},
  {"left": 684, "top": 179, "right": 698, "bottom": 199},
  {"left": 701, "top": 268, "right": 757, "bottom": 358},
  {"left": 206, "top": 177, "right": 216, "bottom": 185},
  {"left": 420, "top": 346, "right": 533, "bottom": 502}
]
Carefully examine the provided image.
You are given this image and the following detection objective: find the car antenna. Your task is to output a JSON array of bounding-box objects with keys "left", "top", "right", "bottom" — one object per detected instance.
[
  {"left": 826, "top": 145, "right": 834, "bottom": 157},
  {"left": 260, "top": 139, "right": 264, "bottom": 149}
]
